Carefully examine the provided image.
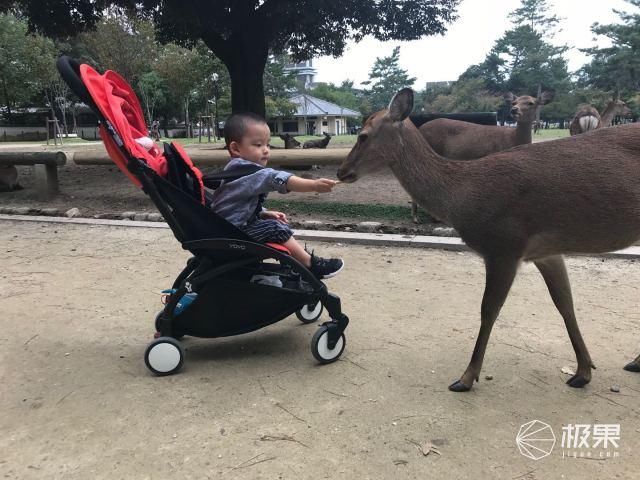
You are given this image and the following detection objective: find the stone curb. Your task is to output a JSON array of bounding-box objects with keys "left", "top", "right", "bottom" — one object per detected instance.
[
  {"left": 0, "top": 207, "right": 458, "bottom": 236},
  {"left": 2, "top": 213, "right": 640, "bottom": 260}
]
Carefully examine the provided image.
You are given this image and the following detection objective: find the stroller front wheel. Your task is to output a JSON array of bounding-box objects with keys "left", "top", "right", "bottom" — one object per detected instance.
[
  {"left": 311, "top": 325, "right": 346, "bottom": 364},
  {"left": 145, "top": 337, "right": 185, "bottom": 376},
  {"left": 295, "top": 301, "right": 323, "bottom": 324}
]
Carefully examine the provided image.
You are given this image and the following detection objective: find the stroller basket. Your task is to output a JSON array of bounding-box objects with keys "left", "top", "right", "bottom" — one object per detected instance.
[{"left": 56, "top": 56, "right": 349, "bottom": 375}]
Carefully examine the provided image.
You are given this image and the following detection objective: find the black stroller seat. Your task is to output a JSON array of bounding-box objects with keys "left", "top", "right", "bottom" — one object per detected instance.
[{"left": 56, "top": 56, "right": 349, "bottom": 375}]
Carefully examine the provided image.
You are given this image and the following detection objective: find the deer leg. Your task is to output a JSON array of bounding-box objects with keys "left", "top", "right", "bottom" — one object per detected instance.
[
  {"left": 411, "top": 200, "right": 419, "bottom": 223},
  {"left": 623, "top": 354, "right": 640, "bottom": 373},
  {"left": 534, "top": 255, "right": 595, "bottom": 388},
  {"left": 449, "top": 256, "right": 519, "bottom": 392}
]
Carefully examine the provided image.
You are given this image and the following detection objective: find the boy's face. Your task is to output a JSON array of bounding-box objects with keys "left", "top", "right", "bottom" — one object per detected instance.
[{"left": 229, "top": 121, "right": 271, "bottom": 166}]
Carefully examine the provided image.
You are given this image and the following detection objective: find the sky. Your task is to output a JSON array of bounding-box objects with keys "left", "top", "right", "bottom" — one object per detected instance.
[{"left": 313, "top": 0, "right": 634, "bottom": 88}]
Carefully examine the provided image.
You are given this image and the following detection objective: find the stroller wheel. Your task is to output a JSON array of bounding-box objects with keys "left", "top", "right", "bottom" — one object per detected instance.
[
  {"left": 311, "top": 325, "right": 346, "bottom": 364},
  {"left": 295, "top": 301, "right": 323, "bottom": 324},
  {"left": 145, "top": 337, "right": 185, "bottom": 376}
]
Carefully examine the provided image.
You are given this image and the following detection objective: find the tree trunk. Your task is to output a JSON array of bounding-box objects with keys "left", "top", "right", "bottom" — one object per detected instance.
[
  {"left": 184, "top": 98, "right": 190, "bottom": 138},
  {"left": 204, "top": 29, "right": 269, "bottom": 118},
  {"left": 226, "top": 43, "right": 268, "bottom": 117},
  {"left": 2, "top": 78, "right": 12, "bottom": 121}
]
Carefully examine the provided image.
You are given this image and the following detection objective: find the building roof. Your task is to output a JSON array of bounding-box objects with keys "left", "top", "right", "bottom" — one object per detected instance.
[{"left": 287, "top": 94, "right": 360, "bottom": 118}]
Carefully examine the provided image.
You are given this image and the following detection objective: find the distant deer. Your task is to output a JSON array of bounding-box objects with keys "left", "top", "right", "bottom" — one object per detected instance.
[
  {"left": 278, "top": 133, "right": 301, "bottom": 149},
  {"left": 0, "top": 165, "right": 22, "bottom": 192},
  {"left": 338, "top": 88, "right": 640, "bottom": 392},
  {"left": 569, "top": 99, "right": 632, "bottom": 136},
  {"left": 303, "top": 132, "right": 332, "bottom": 149},
  {"left": 410, "top": 91, "right": 554, "bottom": 222},
  {"left": 532, "top": 120, "right": 543, "bottom": 134}
]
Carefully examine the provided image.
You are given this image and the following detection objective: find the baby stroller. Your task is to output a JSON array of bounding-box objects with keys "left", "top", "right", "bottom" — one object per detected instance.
[{"left": 56, "top": 56, "right": 349, "bottom": 376}]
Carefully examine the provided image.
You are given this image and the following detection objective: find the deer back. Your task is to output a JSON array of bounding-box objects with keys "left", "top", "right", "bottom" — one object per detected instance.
[{"left": 419, "top": 119, "right": 520, "bottom": 159}]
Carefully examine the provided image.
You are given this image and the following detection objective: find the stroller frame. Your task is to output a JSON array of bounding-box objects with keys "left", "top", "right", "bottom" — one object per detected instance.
[{"left": 56, "top": 56, "right": 349, "bottom": 375}]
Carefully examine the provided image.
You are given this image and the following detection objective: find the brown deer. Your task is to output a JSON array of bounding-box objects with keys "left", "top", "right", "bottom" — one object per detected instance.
[
  {"left": 303, "top": 132, "right": 332, "bottom": 149},
  {"left": 410, "top": 91, "right": 554, "bottom": 222},
  {"left": 569, "top": 99, "right": 632, "bottom": 136},
  {"left": 278, "top": 133, "right": 301, "bottom": 149},
  {"left": 337, "top": 88, "right": 640, "bottom": 392}
]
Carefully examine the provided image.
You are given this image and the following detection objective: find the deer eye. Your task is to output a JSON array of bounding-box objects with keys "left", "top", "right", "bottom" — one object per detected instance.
[{"left": 529, "top": 102, "right": 535, "bottom": 106}]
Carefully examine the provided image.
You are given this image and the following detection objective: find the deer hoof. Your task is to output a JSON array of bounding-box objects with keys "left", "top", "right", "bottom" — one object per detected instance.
[
  {"left": 623, "top": 360, "right": 640, "bottom": 372},
  {"left": 448, "top": 379, "right": 473, "bottom": 392},
  {"left": 566, "top": 374, "right": 590, "bottom": 388}
]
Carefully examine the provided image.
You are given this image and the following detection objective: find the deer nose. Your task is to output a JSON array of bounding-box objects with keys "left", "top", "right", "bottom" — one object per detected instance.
[{"left": 511, "top": 108, "right": 519, "bottom": 115}]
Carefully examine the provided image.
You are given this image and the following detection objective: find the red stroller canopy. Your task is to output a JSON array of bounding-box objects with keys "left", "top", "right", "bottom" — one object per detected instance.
[{"left": 79, "top": 64, "right": 205, "bottom": 204}]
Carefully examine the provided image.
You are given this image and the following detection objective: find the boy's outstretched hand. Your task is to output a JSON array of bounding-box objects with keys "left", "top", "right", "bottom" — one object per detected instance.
[{"left": 314, "top": 178, "right": 338, "bottom": 193}]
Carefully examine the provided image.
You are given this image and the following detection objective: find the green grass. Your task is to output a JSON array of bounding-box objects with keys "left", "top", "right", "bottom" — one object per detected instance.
[
  {"left": 264, "top": 199, "right": 414, "bottom": 221},
  {"left": 532, "top": 128, "right": 570, "bottom": 140}
]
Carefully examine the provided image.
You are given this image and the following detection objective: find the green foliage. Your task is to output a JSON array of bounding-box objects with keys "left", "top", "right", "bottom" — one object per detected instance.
[
  {"left": 137, "top": 71, "right": 168, "bottom": 124},
  {"left": 0, "top": 13, "right": 57, "bottom": 120},
  {"left": 310, "top": 81, "right": 364, "bottom": 123},
  {"left": 6, "top": 0, "right": 460, "bottom": 115},
  {"left": 364, "top": 46, "right": 417, "bottom": 112},
  {"left": 462, "top": 0, "right": 570, "bottom": 96},
  {"left": 424, "top": 78, "right": 502, "bottom": 113},
  {"left": 76, "top": 15, "right": 157, "bottom": 84},
  {"left": 264, "top": 54, "right": 297, "bottom": 118},
  {"left": 508, "top": 0, "right": 561, "bottom": 35},
  {"left": 580, "top": 0, "right": 640, "bottom": 96}
]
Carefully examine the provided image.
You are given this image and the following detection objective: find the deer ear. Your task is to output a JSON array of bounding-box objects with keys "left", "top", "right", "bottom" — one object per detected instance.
[
  {"left": 388, "top": 88, "right": 414, "bottom": 122},
  {"left": 539, "top": 90, "right": 555, "bottom": 105}
]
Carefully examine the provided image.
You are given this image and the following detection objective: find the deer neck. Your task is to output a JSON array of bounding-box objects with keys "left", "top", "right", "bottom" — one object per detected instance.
[
  {"left": 600, "top": 103, "right": 617, "bottom": 127},
  {"left": 514, "top": 118, "right": 533, "bottom": 145},
  {"left": 389, "top": 124, "right": 459, "bottom": 225}
]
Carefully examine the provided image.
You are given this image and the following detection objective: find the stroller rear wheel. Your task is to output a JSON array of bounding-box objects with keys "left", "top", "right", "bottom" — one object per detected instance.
[
  {"left": 311, "top": 325, "right": 346, "bottom": 364},
  {"left": 145, "top": 336, "right": 185, "bottom": 376},
  {"left": 295, "top": 301, "right": 323, "bottom": 324}
]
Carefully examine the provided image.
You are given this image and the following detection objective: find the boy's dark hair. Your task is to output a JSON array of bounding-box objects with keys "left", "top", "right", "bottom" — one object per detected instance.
[{"left": 224, "top": 112, "right": 267, "bottom": 148}]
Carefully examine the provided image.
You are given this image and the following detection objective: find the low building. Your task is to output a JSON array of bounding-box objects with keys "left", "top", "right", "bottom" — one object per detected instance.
[{"left": 269, "top": 94, "right": 360, "bottom": 136}]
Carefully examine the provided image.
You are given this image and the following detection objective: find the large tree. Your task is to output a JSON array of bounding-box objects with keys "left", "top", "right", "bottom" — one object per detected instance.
[
  {"left": 5, "top": 0, "right": 460, "bottom": 117},
  {"left": 363, "top": 46, "right": 417, "bottom": 112},
  {"left": 580, "top": 0, "right": 640, "bottom": 95},
  {"left": 462, "top": 0, "right": 570, "bottom": 96},
  {"left": 0, "top": 13, "right": 57, "bottom": 120}
]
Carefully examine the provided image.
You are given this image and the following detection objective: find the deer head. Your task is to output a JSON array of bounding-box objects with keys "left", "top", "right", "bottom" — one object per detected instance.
[
  {"left": 611, "top": 99, "right": 632, "bottom": 117},
  {"left": 337, "top": 88, "right": 414, "bottom": 183},
  {"left": 278, "top": 133, "right": 301, "bottom": 148},
  {"left": 505, "top": 91, "right": 555, "bottom": 123}
]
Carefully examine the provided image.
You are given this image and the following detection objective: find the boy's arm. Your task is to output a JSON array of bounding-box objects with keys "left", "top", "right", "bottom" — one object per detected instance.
[{"left": 286, "top": 176, "right": 337, "bottom": 193}]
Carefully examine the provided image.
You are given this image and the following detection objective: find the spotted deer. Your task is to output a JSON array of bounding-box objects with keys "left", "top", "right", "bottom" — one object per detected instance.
[
  {"left": 410, "top": 91, "right": 554, "bottom": 222},
  {"left": 569, "top": 99, "right": 632, "bottom": 136},
  {"left": 337, "top": 88, "right": 640, "bottom": 392}
]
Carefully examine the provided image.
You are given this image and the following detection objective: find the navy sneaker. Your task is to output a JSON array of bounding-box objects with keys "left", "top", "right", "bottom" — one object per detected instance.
[{"left": 310, "top": 253, "right": 344, "bottom": 279}]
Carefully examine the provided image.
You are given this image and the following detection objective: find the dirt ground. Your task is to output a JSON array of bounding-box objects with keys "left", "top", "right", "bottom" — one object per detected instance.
[{"left": 1, "top": 219, "right": 639, "bottom": 479}]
